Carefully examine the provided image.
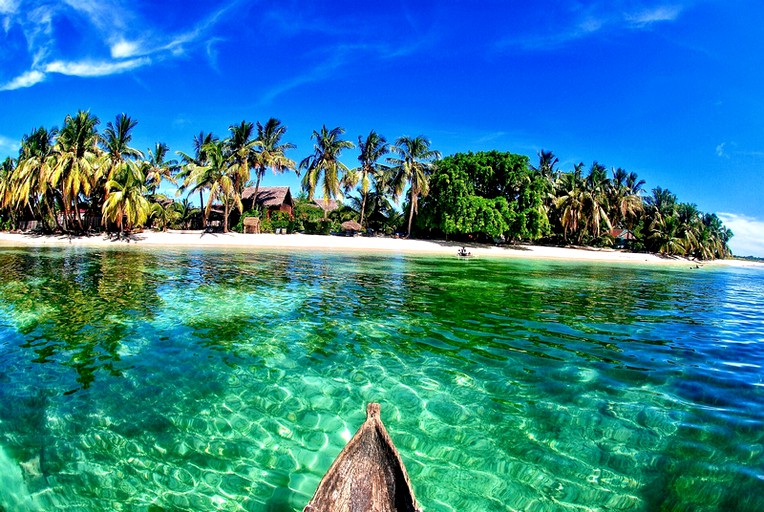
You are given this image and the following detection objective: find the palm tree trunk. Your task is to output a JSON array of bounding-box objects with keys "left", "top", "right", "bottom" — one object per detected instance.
[
  {"left": 406, "top": 189, "right": 416, "bottom": 237},
  {"left": 223, "top": 200, "right": 230, "bottom": 233},
  {"left": 359, "top": 192, "right": 367, "bottom": 229}
]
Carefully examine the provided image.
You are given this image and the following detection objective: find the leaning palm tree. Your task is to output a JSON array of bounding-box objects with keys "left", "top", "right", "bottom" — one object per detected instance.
[
  {"left": 226, "top": 121, "right": 258, "bottom": 197},
  {"left": 251, "top": 118, "right": 297, "bottom": 202},
  {"left": 300, "top": 125, "right": 354, "bottom": 218},
  {"left": 102, "top": 160, "right": 150, "bottom": 236},
  {"left": 349, "top": 130, "right": 389, "bottom": 229},
  {"left": 580, "top": 162, "right": 611, "bottom": 240},
  {"left": 388, "top": 135, "right": 441, "bottom": 237},
  {"left": 189, "top": 140, "right": 240, "bottom": 233},
  {"left": 144, "top": 142, "right": 179, "bottom": 195},
  {"left": 50, "top": 110, "right": 101, "bottom": 232},
  {"left": 177, "top": 132, "right": 218, "bottom": 214},
  {"left": 9, "top": 126, "right": 58, "bottom": 229},
  {"left": 553, "top": 163, "right": 585, "bottom": 242}
]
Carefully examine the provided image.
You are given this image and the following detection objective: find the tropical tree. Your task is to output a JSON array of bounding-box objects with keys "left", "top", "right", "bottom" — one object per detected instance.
[
  {"left": 608, "top": 168, "right": 643, "bottom": 231},
  {"left": 347, "top": 130, "right": 389, "bottom": 229},
  {"left": 300, "top": 125, "right": 354, "bottom": 218},
  {"left": 144, "top": 142, "right": 179, "bottom": 195},
  {"left": 581, "top": 161, "right": 611, "bottom": 239},
  {"left": 189, "top": 140, "right": 240, "bottom": 232},
  {"left": 554, "top": 163, "right": 585, "bottom": 242},
  {"left": 50, "top": 110, "right": 101, "bottom": 231},
  {"left": 251, "top": 118, "right": 297, "bottom": 202},
  {"left": 388, "top": 135, "right": 441, "bottom": 237},
  {"left": 226, "top": 121, "right": 258, "bottom": 196},
  {"left": 177, "top": 132, "right": 218, "bottom": 216},
  {"left": 102, "top": 159, "right": 150, "bottom": 236},
  {"left": 8, "top": 126, "right": 58, "bottom": 229}
]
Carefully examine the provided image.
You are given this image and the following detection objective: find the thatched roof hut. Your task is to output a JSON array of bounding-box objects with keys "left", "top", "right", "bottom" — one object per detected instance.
[
  {"left": 241, "top": 186, "right": 294, "bottom": 216},
  {"left": 341, "top": 220, "right": 362, "bottom": 232}
]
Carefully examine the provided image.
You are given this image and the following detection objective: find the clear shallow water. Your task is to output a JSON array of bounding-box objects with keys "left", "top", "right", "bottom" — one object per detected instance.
[{"left": 0, "top": 247, "right": 762, "bottom": 511}]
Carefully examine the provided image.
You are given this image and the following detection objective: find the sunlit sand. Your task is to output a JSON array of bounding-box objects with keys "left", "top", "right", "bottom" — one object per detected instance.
[{"left": 1, "top": 230, "right": 757, "bottom": 267}]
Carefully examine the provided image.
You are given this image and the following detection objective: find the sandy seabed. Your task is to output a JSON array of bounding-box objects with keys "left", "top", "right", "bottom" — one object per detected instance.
[{"left": 0, "top": 230, "right": 759, "bottom": 268}]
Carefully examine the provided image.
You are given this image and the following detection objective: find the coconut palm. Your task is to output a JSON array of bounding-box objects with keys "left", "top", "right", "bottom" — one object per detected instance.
[
  {"left": 226, "top": 121, "right": 258, "bottom": 196},
  {"left": 50, "top": 110, "right": 101, "bottom": 231},
  {"left": 144, "top": 142, "right": 179, "bottom": 195},
  {"left": 581, "top": 162, "right": 611, "bottom": 240},
  {"left": 102, "top": 114, "right": 143, "bottom": 181},
  {"left": 251, "top": 118, "right": 297, "bottom": 203},
  {"left": 554, "top": 163, "right": 585, "bottom": 242},
  {"left": 388, "top": 135, "right": 441, "bottom": 237},
  {"left": 348, "top": 130, "right": 389, "bottom": 229},
  {"left": 177, "top": 132, "right": 218, "bottom": 215},
  {"left": 9, "top": 127, "right": 58, "bottom": 229},
  {"left": 102, "top": 160, "right": 150, "bottom": 236},
  {"left": 300, "top": 125, "right": 354, "bottom": 218},
  {"left": 190, "top": 140, "right": 240, "bottom": 232}
]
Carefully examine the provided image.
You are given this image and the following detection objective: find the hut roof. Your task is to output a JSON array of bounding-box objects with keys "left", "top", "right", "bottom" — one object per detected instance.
[
  {"left": 341, "top": 220, "right": 362, "bottom": 232},
  {"left": 313, "top": 198, "right": 339, "bottom": 212},
  {"left": 242, "top": 186, "right": 293, "bottom": 207}
]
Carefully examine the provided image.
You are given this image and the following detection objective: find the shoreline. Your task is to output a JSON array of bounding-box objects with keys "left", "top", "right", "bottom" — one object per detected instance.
[{"left": 0, "top": 230, "right": 759, "bottom": 268}]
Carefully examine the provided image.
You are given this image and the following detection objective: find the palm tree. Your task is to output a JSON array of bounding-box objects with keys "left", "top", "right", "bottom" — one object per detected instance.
[
  {"left": 533, "top": 149, "right": 560, "bottom": 215},
  {"left": 251, "top": 118, "right": 297, "bottom": 203},
  {"left": 177, "top": 132, "right": 218, "bottom": 216},
  {"left": 300, "top": 125, "right": 354, "bottom": 218},
  {"left": 554, "top": 163, "right": 585, "bottom": 242},
  {"left": 349, "top": 130, "right": 389, "bottom": 229},
  {"left": 388, "top": 135, "right": 441, "bottom": 237},
  {"left": 102, "top": 114, "right": 143, "bottom": 181},
  {"left": 226, "top": 121, "right": 258, "bottom": 196},
  {"left": 144, "top": 142, "right": 179, "bottom": 195},
  {"left": 50, "top": 110, "right": 101, "bottom": 231},
  {"left": 582, "top": 162, "right": 611, "bottom": 240},
  {"left": 189, "top": 140, "right": 240, "bottom": 232},
  {"left": 102, "top": 160, "right": 150, "bottom": 236},
  {"left": 9, "top": 126, "right": 58, "bottom": 229}
]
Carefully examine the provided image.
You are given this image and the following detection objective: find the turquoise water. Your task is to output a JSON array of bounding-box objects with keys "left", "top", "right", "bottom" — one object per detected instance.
[{"left": 0, "top": 247, "right": 762, "bottom": 511}]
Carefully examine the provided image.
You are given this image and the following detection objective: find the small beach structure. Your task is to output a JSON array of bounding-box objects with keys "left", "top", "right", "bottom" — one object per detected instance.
[
  {"left": 313, "top": 198, "right": 339, "bottom": 215},
  {"left": 304, "top": 403, "right": 421, "bottom": 512},
  {"left": 241, "top": 186, "right": 294, "bottom": 218},
  {"left": 340, "top": 220, "right": 363, "bottom": 236}
]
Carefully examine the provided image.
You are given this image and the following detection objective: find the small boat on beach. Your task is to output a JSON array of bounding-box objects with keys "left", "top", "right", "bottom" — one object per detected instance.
[{"left": 304, "top": 403, "right": 421, "bottom": 512}]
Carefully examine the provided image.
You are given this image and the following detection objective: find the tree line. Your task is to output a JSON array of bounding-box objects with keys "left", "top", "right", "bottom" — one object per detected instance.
[
  {"left": 417, "top": 150, "right": 732, "bottom": 259},
  {"left": 0, "top": 110, "right": 732, "bottom": 259}
]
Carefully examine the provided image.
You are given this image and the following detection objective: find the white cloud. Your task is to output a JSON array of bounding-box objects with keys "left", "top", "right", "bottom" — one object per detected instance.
[
  {"left": 718, "top": 213, "right": 764, "bottom": 258},
  {"left": 0, "top": 0, "right": 19, "bottom": 14},
  {"left": 0, "top": 134, "right": 20, "bottom": 155},
  {"left": 499, "top": 3, "right": 684, "bottom": 51},
  {"left": 716, "top": 142, "right": 727, "bottom": 158},
  {"left": 1, "top": 1, "right": 239, "bottom": 91},
  {"left": 45, "top": 57, "right": 150, "bottom": 76},
  {"left": 110, "top": 39, "right": 140, "bottom": 58},
  {"left": 0, "top": 69, "right": 45, "bottom": 90},
  {"left": 627, "top": 5, "right": 682, "bottom": 27}
]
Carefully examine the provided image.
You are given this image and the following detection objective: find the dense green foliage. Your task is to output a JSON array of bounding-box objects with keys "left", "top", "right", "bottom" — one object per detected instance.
[
  {"left": 419, "top": 151, "right": 549, "bottom": 241},
  {"left": 0, "top": 110, "right": 733, "bottom": 259}
]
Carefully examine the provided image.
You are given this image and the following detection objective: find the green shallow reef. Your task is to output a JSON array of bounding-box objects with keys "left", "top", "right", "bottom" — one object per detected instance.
[{"left": 0, "top": 247, "right": 762, "bottom": 511}]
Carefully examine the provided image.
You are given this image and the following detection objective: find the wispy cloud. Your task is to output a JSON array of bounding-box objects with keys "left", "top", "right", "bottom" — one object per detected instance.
[
  {"left": 45, "top": 58, "right": 150, "bottom": 77},
  {"left": 0, "top": 0, "right": 239, "bottom": 91},
  {"left": 0, "top": 134, "right": 20, "bottom": 155},
  {"left": 0, "top": 69, "right": 45, "bottom": 90},
  {"left": 718, "top": 213, "right": 764, "bottom": 258},
  {"left": 715, "top": 141, "right": 764, "bottom": 160},
  {"left": 499, "top": 2, "right": 685, "bottom": 51},
  {"left": 627, "top": 5, "right": 682, "bottom": 27}
]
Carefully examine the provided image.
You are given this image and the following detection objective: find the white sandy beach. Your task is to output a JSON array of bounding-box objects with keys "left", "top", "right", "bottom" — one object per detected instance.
[{"left": 0, "top": 230, "right": 758, "bottom": 267}]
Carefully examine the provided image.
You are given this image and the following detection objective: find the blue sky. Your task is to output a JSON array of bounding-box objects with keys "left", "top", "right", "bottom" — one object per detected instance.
[{"left": 1, "top": 1, "right": 763, "bottom": 256}]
